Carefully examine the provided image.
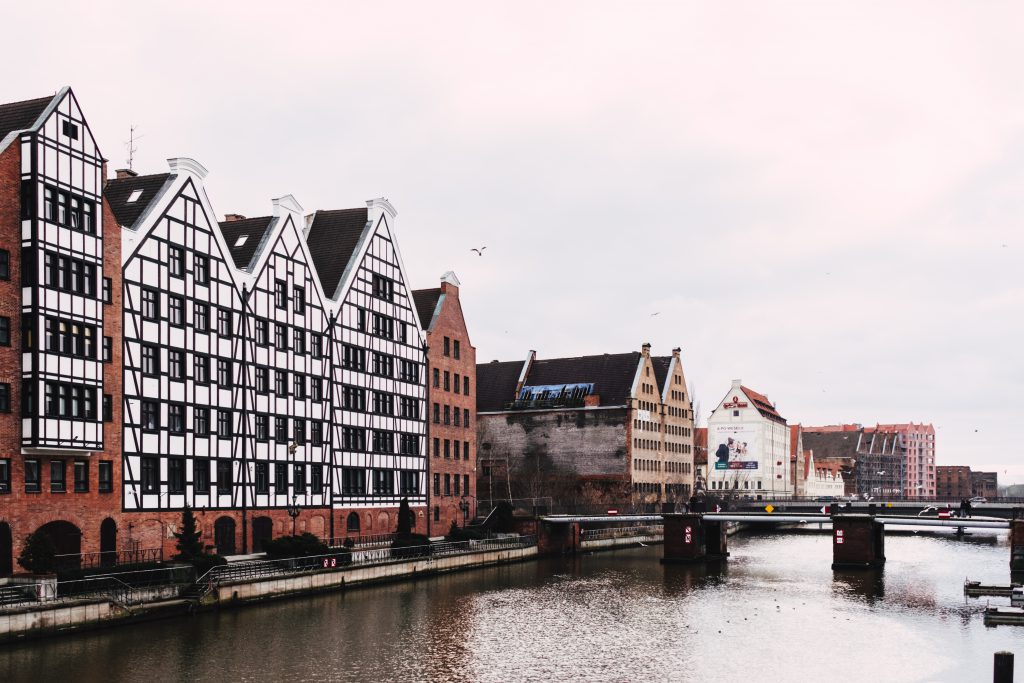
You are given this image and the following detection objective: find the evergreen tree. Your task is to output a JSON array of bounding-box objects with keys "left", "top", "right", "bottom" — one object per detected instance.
[
  {"left": 18, "top": 531, "right": 57, "bottom": 574},
  {"left": 397, "top": 497, "right": 414, "bottom": 536},
  {"left": 174, "top": 505, "right": 204, "bottom": 560}
]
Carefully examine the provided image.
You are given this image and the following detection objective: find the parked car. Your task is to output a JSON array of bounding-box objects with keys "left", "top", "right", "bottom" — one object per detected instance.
[{"left": 969, "top": 496, "right": 987, "bottom": 504}]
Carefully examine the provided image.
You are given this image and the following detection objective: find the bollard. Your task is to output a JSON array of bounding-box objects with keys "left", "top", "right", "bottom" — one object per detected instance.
[{"left": 994, "top": 651, "right": 1014, "bottom": 683}]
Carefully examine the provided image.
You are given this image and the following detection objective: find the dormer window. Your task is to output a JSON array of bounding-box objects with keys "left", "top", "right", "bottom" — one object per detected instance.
[
  {"left": 126, "top": 189, "right": 143, "bottom": 203},
  {"left": 61, "top": 121, "right": 79, "bottom": 140},
  {"left": 233, "top": 235, "right": 248, "bottom": 248}
]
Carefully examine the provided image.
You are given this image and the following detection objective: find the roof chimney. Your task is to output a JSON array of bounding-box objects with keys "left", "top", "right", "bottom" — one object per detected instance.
[
  {"left": 731, "top": 378, "right": 742, "bottom": 389},
  {"left": 440, "top": 271, "right": 461, "bottom": 295},
  {"left": 115, "top": 168, "right": 137, "bottom": 180},
  {"left": 224, "top": 214, "right": 246, "bottom": 222},
  {"left": 641, "top": 342, "right": 651, "bottom": 356},
  {"left": 672, "top": 347, "right": 681, "bottom": 357}
]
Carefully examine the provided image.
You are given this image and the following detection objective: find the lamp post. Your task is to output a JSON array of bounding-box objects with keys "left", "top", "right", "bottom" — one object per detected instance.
[{"left": 286, "top": 494, "right": 300, "bottom": 537}]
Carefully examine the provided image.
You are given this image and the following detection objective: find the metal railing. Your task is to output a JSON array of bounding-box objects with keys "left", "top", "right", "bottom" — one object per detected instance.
[
  {"left": 54, "top": 547, "right": 163, "bottom": 571},
  {"left": 323, "top": 533, "right": 398, "bottom": 549},
  {"left": 581, "top": 525, "right": 664, "bottom": 542},
  {"left": 0, "top": 568, "right": 174, "bottom": 611}
]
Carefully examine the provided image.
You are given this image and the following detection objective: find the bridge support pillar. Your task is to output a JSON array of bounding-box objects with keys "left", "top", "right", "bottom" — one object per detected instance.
[
  {"left": 661, "top": 514, "right": 729, "bottom": 564},
  {"left": 538, "top": 522, "right": 581, "bottom": 556},
  {"left": 832, "top": 514, "right": 885, "bottom": 569},
  {"left": 1010, "top": 516, "right": 1024, "bottom": 571}
]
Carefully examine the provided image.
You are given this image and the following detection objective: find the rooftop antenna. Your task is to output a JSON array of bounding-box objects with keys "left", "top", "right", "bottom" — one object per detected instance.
[{"left": 125, "top": 125, "right": 142, "bottom": 171}]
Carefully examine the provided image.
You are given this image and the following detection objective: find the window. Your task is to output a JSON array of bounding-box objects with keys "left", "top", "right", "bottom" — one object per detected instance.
[
  {"left": 342, "top": 426, "right": 366, "bottom": 451},
  {"left": 169, "top": 295, "right": 184, "bottom": 326},
  {"left": 275, "top": 463, "right": 289, "bottom": 494},
  {"left": 399, "top": 322, "right": 407, "bottom": 344},
  {"left": 399, "top": 396, "right": 419, "bottom": 419},
  {"left": 218, "top": 309, "right": 233, "bottom": 337},
  {"left": 464, "top": 408, "right": 470, "bottom": 428},
  {"left": 43, "top": 185, "right": 94, "bottom": 233},
  {"left": 75, "top": 461, "right": 89, "bottom": 493},
  {"left": 195, "top": 407, "right": 209, "bottom": 436},
  {"left": 294, "top": 419, "right": 306, "bottom": 445},
  {"left": 311, "top": 465, "right": 324, "bottom": 495},
  {"left": 444, "top": 371, "right": 450, "bottom": 392},
  {"left": 454, "top": 440, "right": 461, "bottom": 459},
  {"left": 0, "top": 384, "right": 8, "bottom": 413},
  {"left": 142, "top": 288, "right": 159, "bottom": 320},
  {"left": 311, "top": 377, "right": 323, "bottom": 402},
  {"left": 275, "top": 370, "right": 288, "bottom": 396},
  {"left": 255, "top": 319, "right": 269, "bottom": 346},
  {"left": 399, "top": 433, "right": 420, "bottom": 455},
  {"left": 43, "top": 252, "right": 95, "bottom": 296},
  {"left": 103, "top": 336, "right": 112, "bottom": 362},
  {"left": 444, "top": 405, "right": 450, "bottom": 425},
  {"left": 454, "top": 408, "right": 461, "bottom": 427},
  {"left": 255, "top": 414, "right": 269, "bottom": 441},
  {"left": 464, "top": 474, "right": 470, "bottom": 495},
  {"left": 342, "top": 344, "right": 365, "bottom": 371},
  {"left": 0, "top": 250, "right": 8, "bottom": 280},
  {"left": 141, "top": 457, "right": 158, "bottom": 494},
  {"left": 433, "top": 474, "right": 441, "bottom": 496},
  {"left": 454, "top": 473, "right": 461, "bottom": 496},
  {"left": 293, "top": 328, "right": 304, "bottom": 354},
  {"left": 25, "top": 459, "right": 40, "bottom": 493},
  {"left": 210, "top": 358, "right": 232, "bottom": 387},
  {"left": 454, "top": 340, "right": 461, "bottom": 359},
  {"left": 275, "top": 416, "right": 288, "bottom": 443},
  {"left": 194, "top": 255, "right": 210, "bottom": 285},
  {"left": 372, "top": 313, "right": 394, "bottom": 339},
  {"left": 103, "top": 394, "right": 113, "bottom": 422},
  {"left": 168, "top": 458, "right": 185, "bottom": 493},
  {"left": 372, "top": 431, "right": 394, "bottom": 454},
  {"left": 310, "top": 334, "right": 323, "bottom": 358},
  {"left": 216, "top": 459, "right": 232, "bottom": 494},
  {"left": 20, "top": 181, "right": 34, "bottom": 221},
  {"left": 374, "top": 469, "right": 394, "bottom": 495},
  {"left": 0, "top": 317, "right": 9, "bottom": 346},
  {"left": 98, "top": 461, "right": 113, "bottom": 493},
  {"left": 62, "top": 120, "right": 79, "bottom": 139},
  {"left": 275, "top": 323, "right": 288, "bottom": 349},
  {"left": 50, "top": 460, "right": 66, "bottom": 493},
  {"left": 464, "top": 376, "right": 470, "bottom": 395},
  {"left": 454, "top": 373, "right": 461, "bottom": 394},
  {"left": 294, "top": 464, "right": 306, "bottom": 494},
  {"left": 311, "top": 422, "right": 323, "bottom": 446},
  {"left": 45, "top": 318, "right": 96, "bottom": 358},
  {"left": 141, "top": 400, "right": 159, "bottom": 430},
  {"left": 194, "top": 459, "right": 210, "bottom": 493},
  {"left": 372, "top": 352, "right": 393, "bottom": 377},
  {"left": 399, "top": 360, "right": 419, "bottom": 383},
  {"left": 433, "top": 403, "right": 440, "bottom": 423},
  {"left": 218, "top": 410, "right": 233, "bottom": 437},
  {"left": 443, "top": 336, "right": 450, "bottom": 357},
  {"left": 373, "top": 391, "right": 393, "bottom": 416},
  {"left": 22, "top": 313, "right": 34, "bottom": 351},
  {"left": 168, "top": 403, "right": 185, "bottom": 433},
  {"left": 44, "top": 382, "right": 96, "bottom": 419},
  {"left": 293, "top": 286, "right": 305, "bottom": 312},
  {"left": 399, "top": 470, "right": 419, "bottom": 495},
  {"left": 357, "top": 307, "right": 366, "bottom": 331},
  {"left": 444, "top": 439, "right": 450, "bottom": 459},
  {"left": 341, "top": 468, "right": 366, "bottom": 495},
  {"left": 169, "top": 350, "right": 184, "bottom": 380},
  {"left": 273, "top": 279, "right": 288, "bottom": 309},
  {"left": 255, "top": 367, "right": 269, "bottom": 393},
  {"left": 195, "top": 303, "right": 209, "bottom": 332},
  {"left": 343, "top": 386, "right": 365, "bottom": 411},
  {"left": 294, "top": 374, "right": 305, "bottom": 400},
  {"left": 372, "top": 274, "right": 394, "bottom": 301},
  {"left": 194, "top": 354, "right": 210, "bottom": 384},
  {"left": 433, "top": 368, "right": 439, "bottom": 388},
  {"left": 433, "top": 438, "right": 440, "bottom": 458},
  {"left": 255, "top": 462, "right": 269, "bottom": 494},
  {"left": 464, "top": 442, "right": 470, "bottom": 461},
  {"left": 170, "top": 246, "right": 185, "bottom": 277},
  {"left": 102, "top": 277, "right": 112, "bottom": 304}
]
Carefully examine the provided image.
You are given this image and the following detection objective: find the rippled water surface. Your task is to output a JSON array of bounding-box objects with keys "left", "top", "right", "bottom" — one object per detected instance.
[{"left": 1, "top": 529, "right": 1020, "bottom": 682}]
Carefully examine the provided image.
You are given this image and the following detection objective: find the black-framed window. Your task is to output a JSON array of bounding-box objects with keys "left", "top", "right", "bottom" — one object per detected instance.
[
  {"left": 444, "top": 405, "right": 451, "bottom": 425},
  {"left": 275, "top": 462, "right": 289, "bottom": 494},
  {"left": 103, "top": 394, "right": 113, "bottom": 422},
  {"left": 433, "top": 368, "right": 439, "bottom": 388},
  {"left": 141, "top": 288, "right": 159, "bottom": 320},
  {"left": 433, "top": 473, "right": 440, "bottom": 496},
  {"left": 341, "top": 467, "right": 366, "bottom": 495},
  {"left": 372, "top": 430, "right": 394, "bottom": 454},
  {"left": 217, "top": 309, "right": 232, "bottom": 337},
  {"left": 454, "top": 473, "right": 461, "bottom": 496},
  {"left": 444, "top": 474, "right": 451, "bottom": 496},
  {"left": 195, "top": 255, "right": 210, "bottom": 285},
  {"left": 399, "top": 433, "right": 420, "bottom": 456},
  {"left": 399, "top": 360, "right": 419, "bottom": 383},
  {"left": 43, "top": 185, "right": 94, "bottom": 234},
  {"left": 43, "top": 252, "right": 96, "bottom": 296},
  {"left": 169, "top": 246, "right": 185, "bottom": 277},
  {"left": 194, "top": 354, "right": 210, "bottom": 384},
  {"left": 371, "top": 313, "right": 393, "bottom": 339},
  {"left": 61, "top": 120, "right": 79, "bottom": 139},
  {"left": 195, "top": 407, "right": 209, "bottom": 436},
  {"left": 454, "top": 440, "right": 461, "bottom": 459},
  {"left": 255, "top": 367, "right": 269, "bottom": 393},
  {"left": 311, "top": 422, "right": 323, "bottom": 447},
  {"left": 0, "top": 317, "right": 9, "bottom": 346},
  {"left": 342, "top": 426, "right": 366, "bottom": 451},
  {"left": 454, "top": 408, "right": 461, "bottom": 427},
  {"left": 194, "top": 459, "right": 210, "bottom": 493},
  {"left": 357, "top": 307, "right": 366, "bottom": 331},
  {"left": 311, "top": 465, "right": 324, "bottom": 495},
  {"left": 444, "top": 439, "right": 450, "bottom": 458},
  {"left": 275, "top": 279, "right": 287, "bottom": 309},
  {"left": 463, "top": 376, "right": 470, "bottom": 395},
  {"left": 433, "top": 403, "right": 440, "bottom": 423},
  {"left": 217, "top": 359, "right": 233, "bottom": 387},
  {"left": 372, "top": 352, "right": 393, "bottom": 378},
  {"left": 275, "top": 323, "right": 288, "bottom": 349},
  {"left": 141, "top": 400, "right": 159, "bottom": 430},
  {"left": 399, "top": 396, "right": 419, "bottom": 419},
  {"left": 98, "top": 461, "right": 112, "bottom": 493},
  {"left": 217, "top": 410, "right": 233, "bottom": 437},
  {"left": 102, "top": 277, "right": 112, "bottom": 304},
  {"left": 255, "top": 319, "right": 269, "bottom": 346},
  {"left": 372, "top": 274, "right": 394, "bottom": 301},
  {"left": 255, "top": 414, "right": 269, "bottom": 441},
  {"left": 443, "top": 371, "right": 450, "bottom": 392},
  {"left": 142, "top": 344, "right": 159, "bottom": 375},
  {"left": 454, "top": 373, "right": 461, "bottom": 394},
  {"left": 372, "top": 391, "right": 393, "bottom": 416},
  {"left": 0, "top": 384, "right": 9, "bottom": 413},
  {"left": 464, "top": 474, "right": 470, "bottom": 493},
  {"left": 433, "top": 438, "right": 439, "bottom": 457},
  {"left": 275, "top": 370, "right": 288, "bottom": 396},
  {"left": 45, "top": 317, "right": 95, "bottom": 358},
  {"left": 103, "top": 336, "right": 112, "bottom": 362},
  {"left": 454, "top": 340, "right": 461, "bottom": 359},
  {"left": 0, "top": 250, "right": 9, "bottom": 280},
  {"left": 255, "top": 462, "right": 269, "bottom": 494},
  {"left": 0, "top": 458, "right": 9, "bottom": 494},
  {"left": 443, "top": 336, "right": 450, "bottom": 357},
  {"left": 21, "top": 313, "right": 34, "bottom": 351},
  {"left": 293, "top": 286, "right": 305, "bottom": 312},
  {"left": 373, "top": 468, "right": 394, "bottom": 495},
  {"left": 169, "top": 295, "right": 185, "bottom": 326},
  {"left": 293, "top": 464, "right": 306, "bottom": 494},
  {"left": 24, "top": 459, "right": 40, "bottom": 493},
  {"left": 168, "top": 458, "right": 185, "bottom": 493},
  {"left": 311, "top": 377, "right": 323, "bottom": 402},
  {"left": 275, "top": 416, "right": 288, "bottom": 443},
  {"left": 293, "top": 374, "right": 305, "bottom": 400},
  {"left": 169, "top": 350, "right": 184, "bottom": 380},
  {"left": 216, "top": 459, "right": 232, "bottom": 494},
  {"left": 293, "top": 329, "right": 304, "bottom": 354},
  {"left": 399, "top": 322, "right": 407, "bottom": 344},
  {"left": 294, "top": 419, "right": 306, "bottom": 445},
  {"left": 50, "top": 460, "right": 66, "bottom": 493},
  {"left": 195, "top": 302, "right": 209, "bottom": 332},
  {"left": 464, "top": 408, "right": 470, "bottom": 428},
  {"left": 141, "top": 457, "right": 158, "bottom": 494},
  {"left": 343, "top": 386, "right": 366, "bottom": 411},
  {"left": 44, "top": 382, "right": 97, "bottom": 419},
  {"left": 310, "top": 334, "right": 323, "bottom": 358},
  {"left": 169, "top": 403, "right": 185, "bottom": 433},
  {"left": 342, "top": 344, "right": 365, "bottom": 371},
  {"left": 20, "top": 181, "right": 34, "bottom": 221},
  {"left": 399, "top": 470, "right": 420, "bottom": 495}
]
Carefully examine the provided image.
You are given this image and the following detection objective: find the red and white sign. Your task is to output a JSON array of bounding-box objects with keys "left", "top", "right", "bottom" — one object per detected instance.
[
  {"left": 836, "top": 537, "right": 844, "bottom": 544},
  {"left": 820, "top": 506, "right": 829, "bottom": 514},
  {"left": 836, "top": 530, "right": 844, "bottom": 537},
  {"left": 607, "top": 509, "right": 619, "bottom": 516},
  {"left": 722, "top": 396, "right": 749, "bottom": 409},
  {"left": 685, "top": 534, "right": 692, "bottom": 544},
  {"left": 938, "top": 509, "right": 951, "bottom": 519}
]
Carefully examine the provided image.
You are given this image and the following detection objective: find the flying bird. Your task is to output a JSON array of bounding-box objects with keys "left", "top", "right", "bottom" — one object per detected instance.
[
  {"left": 650, "top": 312, "right": 661, "bottom": 317},
  {"left": 471, "top": 247, "right": 487, "bottom": 256}
]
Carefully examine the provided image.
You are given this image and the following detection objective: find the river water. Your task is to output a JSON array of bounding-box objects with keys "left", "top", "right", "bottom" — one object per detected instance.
[{"left": 1, "top": 528, "right": 1020, "bottom": 682}]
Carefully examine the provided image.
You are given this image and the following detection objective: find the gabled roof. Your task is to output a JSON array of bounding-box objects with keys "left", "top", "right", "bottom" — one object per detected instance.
[
  {"left": 526, "top": 352, "right": 640, "bottom": 408},
  {"left": 105, "top": 173, "right": 173, "bottom": 229},
  {"left": 0, "top": 94, "right": 53, "bottom": 142},
  {"left": 411, "top": 288, "right": 442, "bottom": 332},
  {"left": 477, "top": 360, "right": 525, "bottom": 412},
  {"left": 741, "top": 385, "right": 785, "bottom": 421},
  {"left": 651, "top": 356, "right": 672, "bottom": 395},
  {"left": 218, "top": 216, "right": 274, "bottom": 270},
  {"left": 305, "top": 208, "right": 369, "bottom": 297},
  {"left": 803, "top": 430, "right": 859, "bottom": 461}
]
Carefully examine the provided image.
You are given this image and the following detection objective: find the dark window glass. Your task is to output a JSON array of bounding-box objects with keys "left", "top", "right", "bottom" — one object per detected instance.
[
  {"left": 0, "top": 250, "right": 9, "bottom": 280},
  {"left": 195, "top": 407, "right": 209, "bottom": 436},
  {"left": 399, "top": 470, "right": 419, "bottom": 495},
  {"left": 142, "top": 344, "right": 159, "bottom": 375},
  {"left": 216, "top": 459, "right": 232, "bottom": 494},
  {"left": 169, "top": 295, "right": 185, "bottom": 326},
  {"left": 342, "top": 344, "right": 365, "bottom": 371},
  {"left": 275, "top": 416, "right": 288, "bottom": 443},
  {"left": 24, "top": 459, "right": 40, "bottom": 493},
  {"left": 276, "top": 463, "right": 289, "bottom": 494},
  {"left": 141, "top": 400, "right": 159, "bottom": 430},
  {"left": 373, "top": 469, "right": 394, "bottom": 495},
  {"left": 275, "top": 370, "right": 288, "bottom": 396},
  {"left": 195, "top": 303, "right": 209, "bottom": 332},
  {"left": 218, "top": 410, "right": 233, "bottom": 437},
  {"left": 169, "top": 246, "right": 185, "bottom": 277},
  {"left": 194, "top": 459, "right": 210, "bottom": 493},
  {"left": 50, "top": 460, "right": 66, "bottom": 493},
  {"left": 341, "top": 468, "right": 366, "bottom": 495},
  {"left": 218, "top": 309, "right": 232, "bottom": 337},
  {"left": 142, "top": 288, "right": 159, "bottom": 320},
  {"left": 275, "top": 280, "right": 287, "bottom": 309},
  {"left": 255, "top": 319, "right": 269, "bottom": 346},
  {"left": 256, "top": 414, "right": 269, "bottom": 441},
  {"left": 443, "top": 336, "right": 450, "bottom": 357},
  {"left": 195, "top": 255, "right": 210, "bottom": 285},
  {"left": 168, "top": 458, "right": 185, "bottom": 493},
  {"left": 0, "top": 384, "right": 9, "bottom": 413},
  {"left": 293, "top": 286, "right": 305, "bottom": 312},
  {"left": 141, "top": 457, "right": 158, "bottom": 494},
  {"left": 293, "top": 464, "right": 306, "bottom": 494},
  {"left": 454, "top": 340, "right": 461, "bottom": 359},
  {"left": 0, "top": 317, "right": 9, "bottom": 346},
  {"left": 194, "top": 354, "right": 210, "bottom": 384},
  {"left": 311, "top": 465, "right": 324, "bottom": 495},
  {"left": 311, "top": 422, "right": 323, "bottom": 447},
  {"left": 102, "top": 277, "right": 112, "bottom": 304},
  {"left": 98, "top": 461, "right": 113, "bottom": 493},
  {"left": 255, "top": 367, "right": 269, "bottom": 393},
  {"left": 293, "top": 329, "right": 304, "bottom": 354},
  {"left": 217, "top": 359, "right": 233, "bottom": 387},
  {"left": 103, "top": 336, "right": 112, "bottom": 362},
  {"left": 103, "top": 394, "right": 113, "bottom": 422},
  {"left": 169, "top": 403, "right": 185, "bottom": 433},
  {"left": 169, "top": 350, "right": 184, "bottom": 380}
]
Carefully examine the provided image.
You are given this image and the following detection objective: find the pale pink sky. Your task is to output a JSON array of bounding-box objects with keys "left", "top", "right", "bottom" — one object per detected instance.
[{"left": 6, "top": 1, "right": 1023, "bottom": 483}]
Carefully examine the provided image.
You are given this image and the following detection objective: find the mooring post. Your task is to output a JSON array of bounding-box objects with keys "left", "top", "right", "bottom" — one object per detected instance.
[
  {"left": 1010, "top": 510, "right": 1024, "bottom": 571},
  {"left": 661, "top": 513, "right": 707, "bottom": 564},
  {"left": 993, "top": 651, "right": 1013, "bottom": 683},
  {"left": 832, "top": 513, "right": 886, "bottom": 569}
]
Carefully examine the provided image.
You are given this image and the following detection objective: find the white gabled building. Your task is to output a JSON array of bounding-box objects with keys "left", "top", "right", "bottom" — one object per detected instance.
[{"left": 706, "top": 379, "right": 791, "bottom": 499}]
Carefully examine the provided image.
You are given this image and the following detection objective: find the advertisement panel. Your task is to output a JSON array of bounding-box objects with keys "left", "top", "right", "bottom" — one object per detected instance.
[{"left": 711, "top": 424, "right": 760, "bottom": 470}]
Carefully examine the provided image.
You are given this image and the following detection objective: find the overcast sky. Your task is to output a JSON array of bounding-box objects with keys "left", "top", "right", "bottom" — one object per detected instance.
[{"left": 7, "top": 2, "right": 1022, "bottom": 483}]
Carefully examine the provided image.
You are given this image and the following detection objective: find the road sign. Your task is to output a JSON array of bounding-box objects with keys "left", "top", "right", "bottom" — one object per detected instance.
[
  {"left": 765, "top": 505, "right": 775, "bottom": 514},
  {"left": 820, "top": 506, "right": 828, "bottom": 514},
  {"left": 836, "top": 537, "right": 844, "bottom": 544},
  {"left": 607, "top": 509, "right": 619, "bottom": 516}
]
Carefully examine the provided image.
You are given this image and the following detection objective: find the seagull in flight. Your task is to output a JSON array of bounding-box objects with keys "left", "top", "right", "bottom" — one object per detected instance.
[
  {"left": 471, "top": 246, "right": 487, "bottom": 256},
  {"left": 650, "top": 312, "right": 660, "bottom": 317}
]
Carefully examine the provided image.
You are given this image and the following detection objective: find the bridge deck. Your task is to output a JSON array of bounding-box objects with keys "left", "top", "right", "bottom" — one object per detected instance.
[{"left": 540, "top": 513, "right": 1010, "bottom": 529}]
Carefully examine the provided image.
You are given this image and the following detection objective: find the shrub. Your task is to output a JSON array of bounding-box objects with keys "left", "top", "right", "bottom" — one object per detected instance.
[
  {"left": 17, "top": 532, "right": 57, "bottom": 575},
  {"left": 263, "top": 533, "right": 329, "bottom": 559},
  {"left": 391, "top": 533, "right": 431, "bottom": 560},
  {"left": 445, "top": 525, "right": 487, "bottom": 542}
]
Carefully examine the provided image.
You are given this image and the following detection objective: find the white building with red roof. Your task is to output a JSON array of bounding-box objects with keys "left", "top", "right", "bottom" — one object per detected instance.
[{"left": 706, "top": 379, "right": 792, "bottom": 498}]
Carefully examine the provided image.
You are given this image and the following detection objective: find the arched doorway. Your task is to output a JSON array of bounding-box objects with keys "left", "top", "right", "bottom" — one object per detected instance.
[
  {"left": 100, "top": 518, "right": 117, "bottom": 567},
  {"left": 214, "top": 517, "right": 236, "bottom": 555},
  {"left": 0, "top": 522, "right": 12, "bottom": 576},
  {"left": 252, "top": 516, "right": 273, "bottom": 553},
  {"left": 346, "top": 512, "right": 360, "bottom": 534},
  {"left": 38, "top": 521, "right": 81, "bottom": 570}
]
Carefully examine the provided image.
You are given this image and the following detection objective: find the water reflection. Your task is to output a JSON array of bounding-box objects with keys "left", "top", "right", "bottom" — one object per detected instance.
[{"left": 832, "top": 568, "right": 885, "bottom": 604}]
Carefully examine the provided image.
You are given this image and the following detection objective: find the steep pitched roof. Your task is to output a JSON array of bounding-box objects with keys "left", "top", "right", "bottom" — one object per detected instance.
[
  {"left": 524, "top": 352, "right": 641, "bottom": 408},
  {"left": 411, "top": 288, "right": 442, "bottom": 332},
  {"left": 104, "top": 173, "right": 174, "bottom": 229},
  {"left": 741, "top": 385, "right": 785, "bottom": 421},
  {"left": 803, "top": 430, "right": 859, "bottom": 461},
  {"left": 218, "top": 216, "right": 274, "bottom": 270},
  {"left": 305, "top": 208, "right": 369, "bottom": 297},
  {"left": 476, "top": 360, "right": 525, "bottom": 412},
  {"left": 651, "top": 356, "right": 672, "bottom": 395},
  {"left": 0, "top": 94, "right": 53, "bottom": 142}
]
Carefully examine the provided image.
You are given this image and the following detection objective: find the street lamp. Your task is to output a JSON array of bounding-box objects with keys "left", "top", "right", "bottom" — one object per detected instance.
[{"left": 286, "top": 494, "right": 300, "bottom": 536}]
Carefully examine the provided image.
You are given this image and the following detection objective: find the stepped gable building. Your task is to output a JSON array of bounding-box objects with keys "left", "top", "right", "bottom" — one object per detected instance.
[
  {"left": 803, "top": 424, "right": 906, "bottom": 498},
  {"left": 875, "top": 422, "right": 935, "bottom": 497},
  {"left": 706, "top": 380, "right": 791, "bottom": 497},
  {"left": 0, "top": 88, "right": 124, "bottom": 570},
  {"left": 412, "top": 272, "right": 476, "bottom": 535},
  {"left": 476, "top": 344, "right": 694, "bottom": 509}
]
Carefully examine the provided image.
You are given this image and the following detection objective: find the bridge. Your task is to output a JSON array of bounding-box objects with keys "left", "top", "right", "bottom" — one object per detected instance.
[
  {"left": 535, "top": 510, "right": 1024, "bottom": 570},
  {"left": 729, "top": 497, "right": 1023, "bottom": 519}
]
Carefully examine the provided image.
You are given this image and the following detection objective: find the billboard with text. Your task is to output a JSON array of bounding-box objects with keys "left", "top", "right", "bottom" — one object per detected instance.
[{"left": 711, "top": 424, "right": 760, "bottom": 470}]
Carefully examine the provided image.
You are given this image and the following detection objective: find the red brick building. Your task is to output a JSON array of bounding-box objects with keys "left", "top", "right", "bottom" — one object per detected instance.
[
  {"left": 936, "top": 465, "right": 972, "bottom": 499},
  {"left": 413, "top": 273, "right": 477, "bottom": 535}
]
